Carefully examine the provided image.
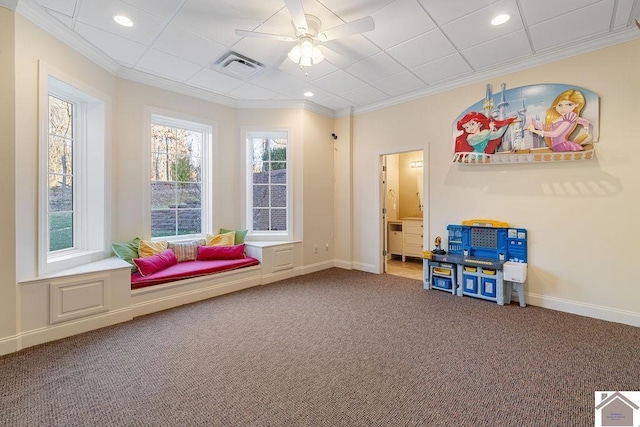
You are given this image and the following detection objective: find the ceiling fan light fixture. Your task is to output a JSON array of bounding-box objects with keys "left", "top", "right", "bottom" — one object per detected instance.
[
  {"left": 311, "top": 46, "right": 324, "bottom": 64},
  {"left": 288, "top": 38, "right": 324, "bottom": 67},
  {"left": 300, "top": 38, "right": 313, "bottom": 56},
  {"left": 288, "top": 45, "right": 302, "bottom": 63}
]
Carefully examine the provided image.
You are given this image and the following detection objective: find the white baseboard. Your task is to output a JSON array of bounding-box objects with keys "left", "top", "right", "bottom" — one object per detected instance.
[
  {"left": 301, "top": 261, "right": 335, "bottom": 275},
  {"left": 525, "top": 293, "right": 640, "bottom": 327},
  {"left": 260, "top": 266, "right": 303, "bottom": 285},
  {"left": 0, "top": 334, "right": 19, "bottom": 356},
  {"left": 333, "top": 259, "right": 353, "bottom": 270},
  {"left": 351, "top": 261, "right": 378, "bottom": 274},
  {"left": 18, "top": 308, "right": 133, "bottom": 350}
]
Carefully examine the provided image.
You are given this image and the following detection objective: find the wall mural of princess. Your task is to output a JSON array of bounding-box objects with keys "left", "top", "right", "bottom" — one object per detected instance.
[{"left": 452, "top": 83, "right": 599, "bottom": 164}]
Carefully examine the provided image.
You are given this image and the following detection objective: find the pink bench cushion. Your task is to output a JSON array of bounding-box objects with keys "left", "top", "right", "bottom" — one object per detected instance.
[{"left": 131, "top": 257, "right": 259, "bottom": 289}]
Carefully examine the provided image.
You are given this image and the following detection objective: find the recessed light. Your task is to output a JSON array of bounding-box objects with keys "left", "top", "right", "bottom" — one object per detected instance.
[
  {"left": 491, "top": 14, "right": 510, "bottom": 26},
  {"left": 114, "top": 15, "right": 133, "bottom": 27},
  {"left": 303, "top": 91, "right": 314, "bottom": 97}
]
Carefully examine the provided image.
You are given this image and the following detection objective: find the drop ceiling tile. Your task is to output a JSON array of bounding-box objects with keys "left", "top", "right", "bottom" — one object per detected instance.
[
  {"left": 366, "top": 0, "right": 437, "bottom": 50},
  {"left": 371, "top": 71, "right": 426, "bottom": 96},
  {"left": 613, "top": 0, "right": 635, "bottom": 28},
  {"left": 341, "top": 85, "right": 387, "bottom": 106},
  {"left": 219, "top": 0, "right": 285, "bottom": 21},
  {"left": 47, "top": 10, "right": 74, "bottom": 28},
  {"left": 346, "top": 52, "right": 404, "bottom": 82},
  {"left": 279, "top": 57, "right": 339, "bottom": 81},
  {"left": 314, "top": 0, "right": 395, "bottom": 23},
  {"left": 322, "top": 35, "right": 381, "bottom": 68},
  {"left": 34, "top": 0, "right": 77, "bottom": 17},
  {"left": 281, "top": 83, "right": 333, "bottom": 101},
  {"left": 251, "top": 69, "right": 307, "bottom": 94},
  {"left": 312, "top": 69, "right": 366, "bottom": 94},
  {"left": 227, "top": 83, "right": 277, "bottom": 100},
  {"left": 462, "top": 30, "right": 531, "bottom": 70},
  {"left": 417, "top": 0, "right": 498, "bottom": 25},
  {"left": 519, "top": 0, "right": 602, "bottom": 26},
  {"left": 441, "top": 0, "right": 523, "bottom": 50},
  {"left": 120, "top": 0, "right": 184, "bottom": 21},
  {"left": 187, "top": 68, "right": 245, "bottom": 93},
  {"left": 173, "top": 0, "right": 262, "bottom": 47},
  {"left": 76, "top": 0, "right": 168, "bottom": 45},
  {"left": 153, "top": 24, "right": 227, "bottom": 68},
  {"left": 528, "top": 1, "right": 613, "bottom": 51},
  {"left": 230, "top": 38, "right": 289, "bottom": 68},
  {"left": 313, "top": 95, "right": 353, "bottom": 111},
  {"left": 413, "top": 53, "right": 472, "bottom": 85},
  {"left": 386, "top": 29, "right": 456, "bottom": 69},
  {"left": 75, "top": 22, "right": 147, "bottom": 67},
  {"left": 136, "top": 49, "right": 203, "bottom": 82}
]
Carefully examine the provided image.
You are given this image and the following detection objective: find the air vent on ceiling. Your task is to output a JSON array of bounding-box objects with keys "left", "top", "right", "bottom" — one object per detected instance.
[{"left": 214, "top": 52, "right": 264, "bottom": 79}]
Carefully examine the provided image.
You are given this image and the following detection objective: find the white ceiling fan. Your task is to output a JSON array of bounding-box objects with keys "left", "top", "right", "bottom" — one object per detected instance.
[{"left": 235, "top": 0, "right": 375, "bottom": 67}]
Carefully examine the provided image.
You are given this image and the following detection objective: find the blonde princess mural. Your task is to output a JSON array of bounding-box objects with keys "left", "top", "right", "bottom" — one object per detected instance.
[{"left": 452, "top": 83, "right": 599, "bottom": 164}]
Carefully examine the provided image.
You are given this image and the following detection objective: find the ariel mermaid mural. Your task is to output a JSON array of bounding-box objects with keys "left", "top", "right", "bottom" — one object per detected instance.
[{"left": 452, "top": 83, "right": 599, "bottom": 163}]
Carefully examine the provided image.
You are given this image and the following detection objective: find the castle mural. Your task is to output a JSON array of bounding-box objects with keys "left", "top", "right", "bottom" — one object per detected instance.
[{"left": 452, "top": 83, "right": 599, "bottom": 164}]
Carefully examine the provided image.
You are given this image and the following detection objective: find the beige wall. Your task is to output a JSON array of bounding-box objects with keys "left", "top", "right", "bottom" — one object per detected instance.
[
  {"left": 114, "top": 79, "right": 238, "bottom": 240},
  {"left": 0, "top": 7, "right": 17, "bottom": 349},
  {"left": 333, "top": 114, "right": 353, "bottom": 268},
  {"left": 349, "top": 39, "right": 640, "bottom": 322},
  {"left": 302, "top": 109, "right": 334, "bottom": 266}
]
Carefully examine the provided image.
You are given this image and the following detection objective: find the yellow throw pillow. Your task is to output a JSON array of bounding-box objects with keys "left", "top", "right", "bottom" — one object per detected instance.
[
  {"left": 205, "top": 231, "right": 235, "bottom": 246},
  {"left": 138, "top": 240, "right": 168, "bottom": 257}
]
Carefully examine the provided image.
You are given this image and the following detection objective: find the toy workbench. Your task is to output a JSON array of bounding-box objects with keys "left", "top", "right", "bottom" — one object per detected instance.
[{"left": 423, "top": 219, "right": 528, "bottom": 306}]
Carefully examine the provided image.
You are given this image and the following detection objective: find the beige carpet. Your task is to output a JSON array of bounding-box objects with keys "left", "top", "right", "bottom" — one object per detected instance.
[{"left": 1, "top": 268, "right": 639, "bottom": 426}]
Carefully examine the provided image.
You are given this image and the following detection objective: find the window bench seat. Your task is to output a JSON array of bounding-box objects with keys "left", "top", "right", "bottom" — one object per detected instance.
[{"left": 13, "top": 241, "right": 303, "bottom": 355}]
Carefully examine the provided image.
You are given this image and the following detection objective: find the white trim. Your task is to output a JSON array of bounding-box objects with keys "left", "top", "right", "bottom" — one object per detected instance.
[
  {"left": 351, "top": 261, "right": 378, "bottom": 274},
  {"left": 243, "top": 128, "right": 293, "bottom": 241},
  {"left": 0, "top": 334, "right": 19, "bottom": 356},
  {"left": 0, "top": 0, "right": 18, "bottom": 10},
  {"left": 38, "top": 61, "right": 111, "bottom": 276},
  {"left": 526, "top": 293, "right": 640, "bottom": 328},
  {"left": 19, "top": 308, "right": 132, "bottom": 350},
  {"left": 301, "top": 260, "right": 335, "bottom": 275},
  {"left": 333, "top": 259, "right": 354, "bottom": 270}
]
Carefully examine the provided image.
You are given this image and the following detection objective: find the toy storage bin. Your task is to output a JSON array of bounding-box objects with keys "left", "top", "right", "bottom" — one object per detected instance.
[
  {"left": 481, "top": 277, "right": 497, "bottom": 298},
  {"left": 433, "top": 276, "right": 452, "bottom": 290},
  {"left": 463, "top": 274, "right": 478, "bottom": 294}
]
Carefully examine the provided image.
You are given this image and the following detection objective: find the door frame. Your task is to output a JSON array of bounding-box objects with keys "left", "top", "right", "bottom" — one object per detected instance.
[{"left": 379, "top": 147, "right": 429, "bottom": 274}]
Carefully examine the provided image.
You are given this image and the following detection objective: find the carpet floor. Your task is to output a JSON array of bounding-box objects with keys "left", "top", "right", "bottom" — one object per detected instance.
[{"left": 1, "top": 268, "right": 639, "bottom": 426}]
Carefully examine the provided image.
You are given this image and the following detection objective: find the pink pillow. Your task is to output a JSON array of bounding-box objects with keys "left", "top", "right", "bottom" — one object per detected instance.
[
  {"left": 133, "top": 249, "right": 178, "bottom": 276},
  {"left": 197, "top": 244, "right": 246, "bottom": 261}
]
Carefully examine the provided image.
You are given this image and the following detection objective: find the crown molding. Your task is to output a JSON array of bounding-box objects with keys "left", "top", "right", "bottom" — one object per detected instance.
[
  {"left": 0, "top": 0, "right": 18, "bottom": 10},
  {"left": 236, "top": 98, "right": 336, "bottom": 118},
  {"left": 15, "top": 0, "right": 120, "bottom": 74},
  {"left": 117, "top": 67, "right": 238, "bottom": 108},
  {"left": 352, "top": 27, "right": 640, "bottom": 116}
]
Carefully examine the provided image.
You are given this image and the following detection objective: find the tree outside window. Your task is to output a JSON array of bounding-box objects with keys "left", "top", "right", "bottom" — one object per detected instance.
[{"left": 150, "top": 120, "right": 204, "bottom": 237}]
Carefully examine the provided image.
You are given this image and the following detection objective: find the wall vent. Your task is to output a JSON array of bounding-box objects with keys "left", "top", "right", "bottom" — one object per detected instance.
[{"left": 214, "top": 52, "right": 264, "bottom": 79}]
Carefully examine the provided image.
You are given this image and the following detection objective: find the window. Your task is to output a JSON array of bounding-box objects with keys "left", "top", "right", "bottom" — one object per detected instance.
[
  {"left": 47, "top": 94, "right": 75, "bottom": 251},
  {"left": 246, "top": 131, "right": 290, "bottom": 238},
  {"left": 149, "top": 114, "right": 212, "bottom": 239},
  {"left": 39, "top": 68, "right": 108, "bottom": 274}
]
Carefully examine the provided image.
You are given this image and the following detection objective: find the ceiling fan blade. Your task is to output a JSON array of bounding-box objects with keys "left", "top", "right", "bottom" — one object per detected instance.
[
  {"left": 235, "top": 29, "right": 295, "bottom": 42},
  {"left": 318, "top": 16, "right": 375, "bottom": 41},
  {"left": 284, "top": 0, "right": 309, "bottom": 33}
]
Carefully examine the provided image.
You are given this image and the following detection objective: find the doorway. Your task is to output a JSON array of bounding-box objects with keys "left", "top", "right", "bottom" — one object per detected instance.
[{"left": 381, "top": 149, "right": 426, "bottom": 281}]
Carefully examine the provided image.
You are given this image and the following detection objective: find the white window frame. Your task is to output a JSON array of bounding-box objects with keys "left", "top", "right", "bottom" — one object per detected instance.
[
  {"left": 38, "top": 62, "right": 110, "bottom": 275},
  {"left": 243, "top": 129, "right": 293, "bottom": 241},
  {"left": 144, "top": 109, "right": 215, "bottom": 241}
]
